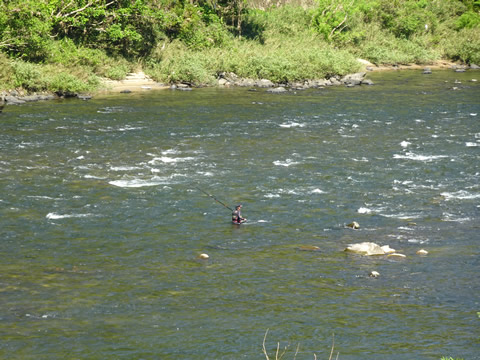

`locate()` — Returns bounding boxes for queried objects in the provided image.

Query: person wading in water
[232,204,246,224]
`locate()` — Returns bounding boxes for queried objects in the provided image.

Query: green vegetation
[0,0,479,93]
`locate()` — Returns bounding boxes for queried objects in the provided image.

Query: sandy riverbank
[99,71,169,93]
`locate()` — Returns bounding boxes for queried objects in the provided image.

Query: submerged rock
[267,87,287,93]
[387,253,406,258]
[197,253,209,259]
[298,245,321,252]
[416,249,428,255]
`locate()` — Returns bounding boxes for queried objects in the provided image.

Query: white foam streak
[110,166,142,171]
[393,152,448,161]
[109,177,169,188]
[273,159,300,167]
[149,156,195,165]
[441,191,480,200]
[279,122,305,128]
[47,213,95,220]
[357,207,372,214]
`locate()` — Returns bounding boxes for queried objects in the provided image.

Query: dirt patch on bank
[100,71,168,93]
[357,59,462,72]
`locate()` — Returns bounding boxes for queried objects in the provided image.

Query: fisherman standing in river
[232,204,246,224]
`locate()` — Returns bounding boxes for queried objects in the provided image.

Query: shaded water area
[1,71,479,359]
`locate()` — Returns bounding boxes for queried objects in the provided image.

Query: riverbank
[100,59,470,93]
[0,59,476,111]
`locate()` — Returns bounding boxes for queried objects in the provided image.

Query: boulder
[423,67,432,74]
[361,79,374,85]
[416,249,428,255]
[346,221,360,229]
[345,242,385,255]
[470,64,479,69]
[381,245,396,254]
[341,72,366,86]
[256,79,274,88]
[4,96,25,104]
[345,242,397,256]
[267,86,287,93]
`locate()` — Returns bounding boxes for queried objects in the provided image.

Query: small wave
[273,159,300,167]
[400,141,411,148]
[441,190,480,200]
[161,149,180,155]
[118,125,144,131]
[407,239,428,244]
[27,195,60,200]
[109,177,169,188]
[466,142,478,147]
[110,166,142,171]
[148,156,195,165]
[393,152,448,161]
[380,213,421,220]
[97,106,125,114]
[46,213,95,220]
[442,213,471,223]
[311,188,324,194]
[84,175,106,179]
[264,193,281,198]
[357,207,372,214]
[279,122,305,128]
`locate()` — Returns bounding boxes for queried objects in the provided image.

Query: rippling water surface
[1,71,479,359]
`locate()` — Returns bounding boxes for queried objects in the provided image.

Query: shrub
[0,53,14,89]
[441,27,480,63]
[456,10,480,29]
[11,60,46,91]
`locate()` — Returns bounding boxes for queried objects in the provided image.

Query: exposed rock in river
[345,242,397,256]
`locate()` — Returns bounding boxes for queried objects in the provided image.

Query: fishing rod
[195,186,233,212]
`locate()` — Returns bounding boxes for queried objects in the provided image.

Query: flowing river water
[1,70,479,359]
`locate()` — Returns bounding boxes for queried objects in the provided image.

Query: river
[0,70,479,359]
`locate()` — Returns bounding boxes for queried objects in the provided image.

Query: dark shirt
[232,209,242,222]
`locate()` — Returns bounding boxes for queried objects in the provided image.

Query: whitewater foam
[46,213,95,220]
[273,159,300,167]
[393,152,448,161]
[441,190,480,200]
[279,122,305,128]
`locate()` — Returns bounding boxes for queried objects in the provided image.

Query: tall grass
[146,6,361,85]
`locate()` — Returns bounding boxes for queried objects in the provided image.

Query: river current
[1,71,479,359]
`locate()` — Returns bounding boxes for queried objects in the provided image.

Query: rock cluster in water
[216,71,373,91]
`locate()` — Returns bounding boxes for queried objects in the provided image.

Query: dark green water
[1,71,479,359]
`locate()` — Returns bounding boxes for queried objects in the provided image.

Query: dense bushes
[0,0,479,92]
